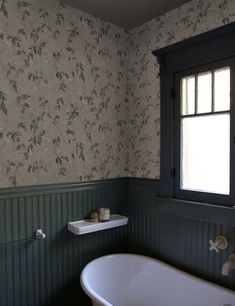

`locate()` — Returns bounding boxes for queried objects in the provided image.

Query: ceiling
[63,0,192,30]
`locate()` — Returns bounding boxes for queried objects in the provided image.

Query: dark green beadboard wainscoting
[0,179,128,306]
[1,178,235,306]
[126,178,235,291]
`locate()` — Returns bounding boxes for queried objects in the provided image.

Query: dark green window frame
[153,22,235,206]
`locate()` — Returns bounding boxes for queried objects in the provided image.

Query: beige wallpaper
[0,0,235,187]
[0,0,129,187]
[128,0,235,179]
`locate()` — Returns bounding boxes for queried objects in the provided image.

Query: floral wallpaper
[0,0,129,187]
[0,0,235,187]
[127,0,235,179]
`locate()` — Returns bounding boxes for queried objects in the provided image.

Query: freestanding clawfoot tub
[80,253,235,306]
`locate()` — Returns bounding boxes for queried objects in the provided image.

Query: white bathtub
[80,253,235,306]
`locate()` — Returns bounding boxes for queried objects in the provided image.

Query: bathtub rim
[80,253,235,306]
[80,255,114,306]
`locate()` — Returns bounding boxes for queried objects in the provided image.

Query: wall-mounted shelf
[68,214,128,235]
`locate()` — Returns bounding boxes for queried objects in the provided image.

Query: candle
[99,208,110,222]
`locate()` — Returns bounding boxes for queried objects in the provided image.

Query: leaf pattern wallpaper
[127,0,235,179]
[0,0,129,187]
[0,0,235,187]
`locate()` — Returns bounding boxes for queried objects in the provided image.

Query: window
[178,66,230,195]
[153,22,235,206]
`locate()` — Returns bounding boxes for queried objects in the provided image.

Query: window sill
[156,197,235,226]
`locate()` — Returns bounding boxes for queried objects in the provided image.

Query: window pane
[214,67,230,111]
[197,72,212,113]
[181,114,230,194]
[181,76,195,115]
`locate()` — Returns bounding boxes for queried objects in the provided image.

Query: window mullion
[195,75,198,114]
[229,60,235,200]
[181,110,229,119]
[212,71,215,112]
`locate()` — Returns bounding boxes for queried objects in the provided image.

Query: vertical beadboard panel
[1,177,235,306]
[0,179,128,306]
[127,179,235,291]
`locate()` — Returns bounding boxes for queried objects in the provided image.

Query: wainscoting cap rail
[0,178,127,199]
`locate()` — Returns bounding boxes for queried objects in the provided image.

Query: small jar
[99,208,110,222]
[90,212,99,222]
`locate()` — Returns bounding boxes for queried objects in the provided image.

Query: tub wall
[125,0,235,292]
[126,179,235,290]
[1,178,235,306]
[0,179,128,306]
[1,0,235,305]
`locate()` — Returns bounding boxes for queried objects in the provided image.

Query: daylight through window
[180,67,230,195]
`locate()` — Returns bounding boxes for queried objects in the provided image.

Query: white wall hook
[35,229,46,239]
[209,235,228,252]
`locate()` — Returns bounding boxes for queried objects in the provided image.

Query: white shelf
[68,214,128,235]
